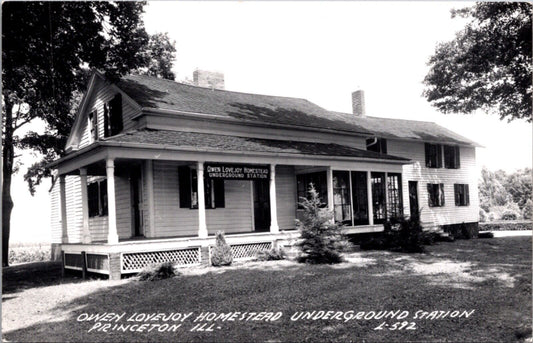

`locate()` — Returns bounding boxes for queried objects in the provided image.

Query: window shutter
[381,139,387,154]
[178,166,191,208]
[103,104,110,137]
[100,180,108,216]
[92,110,98,140]
[425,143,430,167]
[437,145,443,168]
[109,93,123,135]
[439,183,445,206]
[88,183,99,217]
[214,179,225,208]
[427,183,433,207]
[465,184,470,206]
[454,184,459,206]
[455,146,460,168]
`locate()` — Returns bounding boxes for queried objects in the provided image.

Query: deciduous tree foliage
[1,1,176,266]
[423,3,532,122]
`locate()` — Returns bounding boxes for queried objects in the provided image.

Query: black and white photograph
[1,1,532,342]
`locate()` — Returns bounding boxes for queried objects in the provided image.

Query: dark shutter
[100,180,108,216]
[454,184,459,206]
[439,183,445,206]
[427,184,433,207]
[425,143,431,167]
[455,146,460,168]
[214,179,225,208]
[103,104,110,137]
[92,110,98,140]
[465,184,470,205]
[437,145,443,168]
[178,166,191,208]
[109,93,123,135]
[88,183,99,217]
[381,139,387,154]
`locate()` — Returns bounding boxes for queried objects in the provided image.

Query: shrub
[361,215,427,253]
[137,262,178,281]
[501,210,519,220]
[522,199,533,220]
[479,208,488,222]
[211,231,233,266]
[256,246,287,261]
[296,185,350,264]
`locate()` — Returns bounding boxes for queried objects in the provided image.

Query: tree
[423,2,532,122]
[137,32,177,80]
[1,1,176,266]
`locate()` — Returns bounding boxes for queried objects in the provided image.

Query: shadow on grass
[2,237,531,343]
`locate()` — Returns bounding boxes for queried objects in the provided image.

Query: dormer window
[366,138,387,154]
[103,93,123,137]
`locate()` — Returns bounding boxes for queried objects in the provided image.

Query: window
[366,138,387,154]
[427,183,445,207]
[88,110,98,142]
[387,173,403,218]
[178,166,225,209]
[454,184,470,206]
[333,171,351,225]
[444,145,460,169]
[88,179,108,217]
[103,94,123,137]
[351,171,369,225]
[425,143,442,168]
[297,171,328,208]
[371,172,387,223]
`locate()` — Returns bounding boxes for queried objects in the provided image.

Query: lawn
[2,236,531,342]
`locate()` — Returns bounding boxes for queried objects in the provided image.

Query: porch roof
[103,129,411,162]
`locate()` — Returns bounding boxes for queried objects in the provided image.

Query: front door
[253,180,270,232]
[408,181,419,218]
[130,166,143,237]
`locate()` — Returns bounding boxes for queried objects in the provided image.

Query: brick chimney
[193,69,225,90]
[352,90,366,117]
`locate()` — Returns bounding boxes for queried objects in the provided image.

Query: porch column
[269,164,279,234]
[59,175,68,243]
[106,159,119,244]
[327,167,334,212]
[79,168,91,243]
[384,172,389,220]
[145,160,156,238]
[367,171,374,225]
[197,161,208,238]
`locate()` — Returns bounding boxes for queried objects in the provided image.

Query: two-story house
[49,70,480,279]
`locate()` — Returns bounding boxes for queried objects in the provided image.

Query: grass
[2,237,531,342]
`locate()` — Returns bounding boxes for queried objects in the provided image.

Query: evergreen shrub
[211,231,233,267]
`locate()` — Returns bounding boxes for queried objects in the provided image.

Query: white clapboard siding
[65,175,83,243]
[387,139,479,227]
[78,77,141,149]
[276,165,297,230]
[49,180,62,244]
[205,180,252,235]
[153,161,198,237]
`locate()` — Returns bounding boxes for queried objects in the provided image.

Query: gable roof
[116,74,479,147]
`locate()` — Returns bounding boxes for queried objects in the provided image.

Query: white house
[49,70,480,279]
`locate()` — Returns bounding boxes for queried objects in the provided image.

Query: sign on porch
[205,163,269,180]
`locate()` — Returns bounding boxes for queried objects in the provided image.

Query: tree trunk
[2,100,14,267]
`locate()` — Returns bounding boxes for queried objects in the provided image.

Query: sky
[9,1,532,243]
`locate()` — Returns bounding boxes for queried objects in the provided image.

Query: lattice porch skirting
[121,247,202,273]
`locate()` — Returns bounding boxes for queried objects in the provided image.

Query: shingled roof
[117,74,479,147]
[105,129,410,162]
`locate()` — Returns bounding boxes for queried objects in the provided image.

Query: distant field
[8,242,51,265]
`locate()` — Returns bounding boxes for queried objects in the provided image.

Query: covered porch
[51,130,410,278]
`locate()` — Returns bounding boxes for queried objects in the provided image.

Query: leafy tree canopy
[423,2,532,122]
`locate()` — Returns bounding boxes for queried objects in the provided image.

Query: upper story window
[103,93,123,137]
[297,171,327,208]
[178,166,225,209]
[454,184,470,206]
[443,145,460,169]
[88,179,108,217]
[425,143,443,168]
[427,183,445,207]
[366,138,387,154]
[87,110,98,142]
